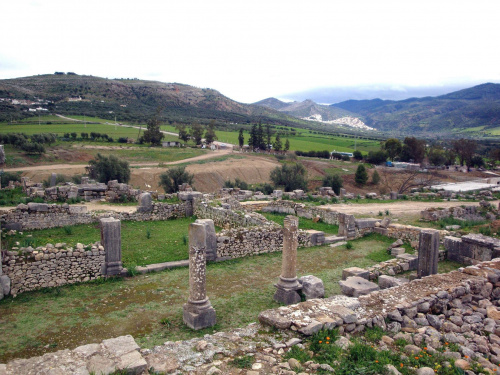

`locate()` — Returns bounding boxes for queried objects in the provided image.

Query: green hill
[332,83,500,136]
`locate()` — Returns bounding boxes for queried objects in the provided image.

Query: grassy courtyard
[0,233,460,363]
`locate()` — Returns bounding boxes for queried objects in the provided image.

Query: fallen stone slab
[324,235,346,244]
[298,275,324,299]
[339,276,380,297]
[396,254,418,270]
[378,275,408,290]
[391,247,405,256]
[135,260,190,274]
[342,267,369,281]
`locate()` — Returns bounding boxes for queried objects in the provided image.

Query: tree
[205,121,217,145]
[176,124,190,143]
[256,122,265,150]
[159,166,194,193]
[238,128,245,148]
[366,150,387,165]
[143,111,165,146]
[273,133,282,152]
[284,138,290,152]
[371,170,380,185]
[323,174,343,195]
[444,148,457,166]
[383,138,402,161]
[400,137,426,163]
[265,124,272,151]
[452,138,477,167]
[190,123,204,145]
[490,148,500,164]
[427,145,446,166]
[270,163,308,192]
[353,150,363,160]
[248,124,257,149]
[471,155,484,168]
[86,153,130,183]
[355,164,368,186]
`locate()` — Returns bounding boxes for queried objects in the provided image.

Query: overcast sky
[1,0,500,104]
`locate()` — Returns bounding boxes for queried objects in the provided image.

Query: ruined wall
[445,233,500,265]
[261,200,340,225]
[2,243,104,296]
[194,200,272,228]
[216,227,314,259]
[1,202,187,231]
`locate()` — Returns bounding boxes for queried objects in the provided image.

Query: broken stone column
[195,219,217,261]
[137,192,153,213]
[338,213,356,239]
[0,144,5,165]
[417,229,440,278]
[49,173,57,187]
[274,215,301,305]
[100,217,123,276]
[390,191,398,200]
[183,222,216,330]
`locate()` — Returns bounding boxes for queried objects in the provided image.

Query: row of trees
[242,123,290,152]
[176,122,217,146]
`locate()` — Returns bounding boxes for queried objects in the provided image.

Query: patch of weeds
[479,225,492,236]
[63,225,73,235]
[183,235,187,245]
[378,211,383,216]
[283,345,311,363]
[127,264,139,277]
[385,209,390,215]
[365,247,392,262]
[345,241,353,250]
[21,236,36,248]
[364,326,384,342]
[230,355,255,369]
[146,227,151,239]
[394,338,408,349]
[160,318,172,328]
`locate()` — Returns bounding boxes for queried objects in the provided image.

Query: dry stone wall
[1,202,187,231]
[194,200,272,228]
[445,233,500,265]
[2,242,104,296]
[261,200,340,225]
[216,226,314,259]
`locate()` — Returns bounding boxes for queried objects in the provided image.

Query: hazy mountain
[331,83,500,133]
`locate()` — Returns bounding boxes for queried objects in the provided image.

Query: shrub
[371,170,380,185]
[21,142,45,154]
[270,163,308,192]
[224,178,248,190]
[0,171,22,187]
[353,150,363,160]
[118,137,128,143]
[86,153,131,183]
[159,166,194,193]
[354,164,368,186]
[323,174,343,195]
[366,150,387,165]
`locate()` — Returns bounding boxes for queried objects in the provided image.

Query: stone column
[274,215,301,305]
[0,144,5,165]
[100,217,123,276]
[417,229,439,278]
[195,219,217,261]
[183,222,216,330]
[137,192,153,213]
[50,173,57,187]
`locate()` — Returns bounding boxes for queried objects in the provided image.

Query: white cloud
[1,0,499,103]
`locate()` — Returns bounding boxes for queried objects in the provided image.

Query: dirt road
[321,199,499,222]
[2,149,233,173]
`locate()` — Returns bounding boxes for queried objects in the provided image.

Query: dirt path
[2,149,233,172]
[321,199,499,222]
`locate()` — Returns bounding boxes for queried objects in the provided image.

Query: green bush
[86,153,131,183]
[323,174,343,195]
[270,163,308,192]
[355,165,368,186]
[159,166,194,193]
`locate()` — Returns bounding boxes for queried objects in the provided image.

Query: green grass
[0,234,407,362]
[6,217,199,267]
[260,212,339,235]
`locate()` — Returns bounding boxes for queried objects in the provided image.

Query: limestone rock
[339,276,380,297]
[299,275,324,300]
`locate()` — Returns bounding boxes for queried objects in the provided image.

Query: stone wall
[1,201,187,231]
[445,233,500,265]
[194,200,272,229]
[2,242,105,296]
[215,227,315,259]
[261,200,340,225]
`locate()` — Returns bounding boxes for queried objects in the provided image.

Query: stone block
[378,275,407,289]
[195,219,217,261]
[391,247,405,256]
[355,218,379,229]
[27,202,49,212]
[380,217,391,228]
[137,193,153,213]
[305,230,325,246]
[444,236,462,263]
[299,320,324,335]
[391,239,404,248]
[418,229,439,278]
[390,191,398,200]
[4,222,22,231]
[102,335,140,357]
[342,267,369,280]
[397,254,418,270]
[183,303,217,330]
[117,350,148,374]
[68,205,88,214]
[50,173,57,187]
[339,276,380,297]
[329,305,357,323]
[299,275,324,299]
[100,217,122,276]
[0,276,11,296]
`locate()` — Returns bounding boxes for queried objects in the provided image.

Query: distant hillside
[255,98,355,121]
[331,83,500,134]
[0,74,305,128]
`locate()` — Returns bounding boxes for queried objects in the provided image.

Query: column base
[183,299,216,330]
[104,261,123,276]
[274,277,302,305]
